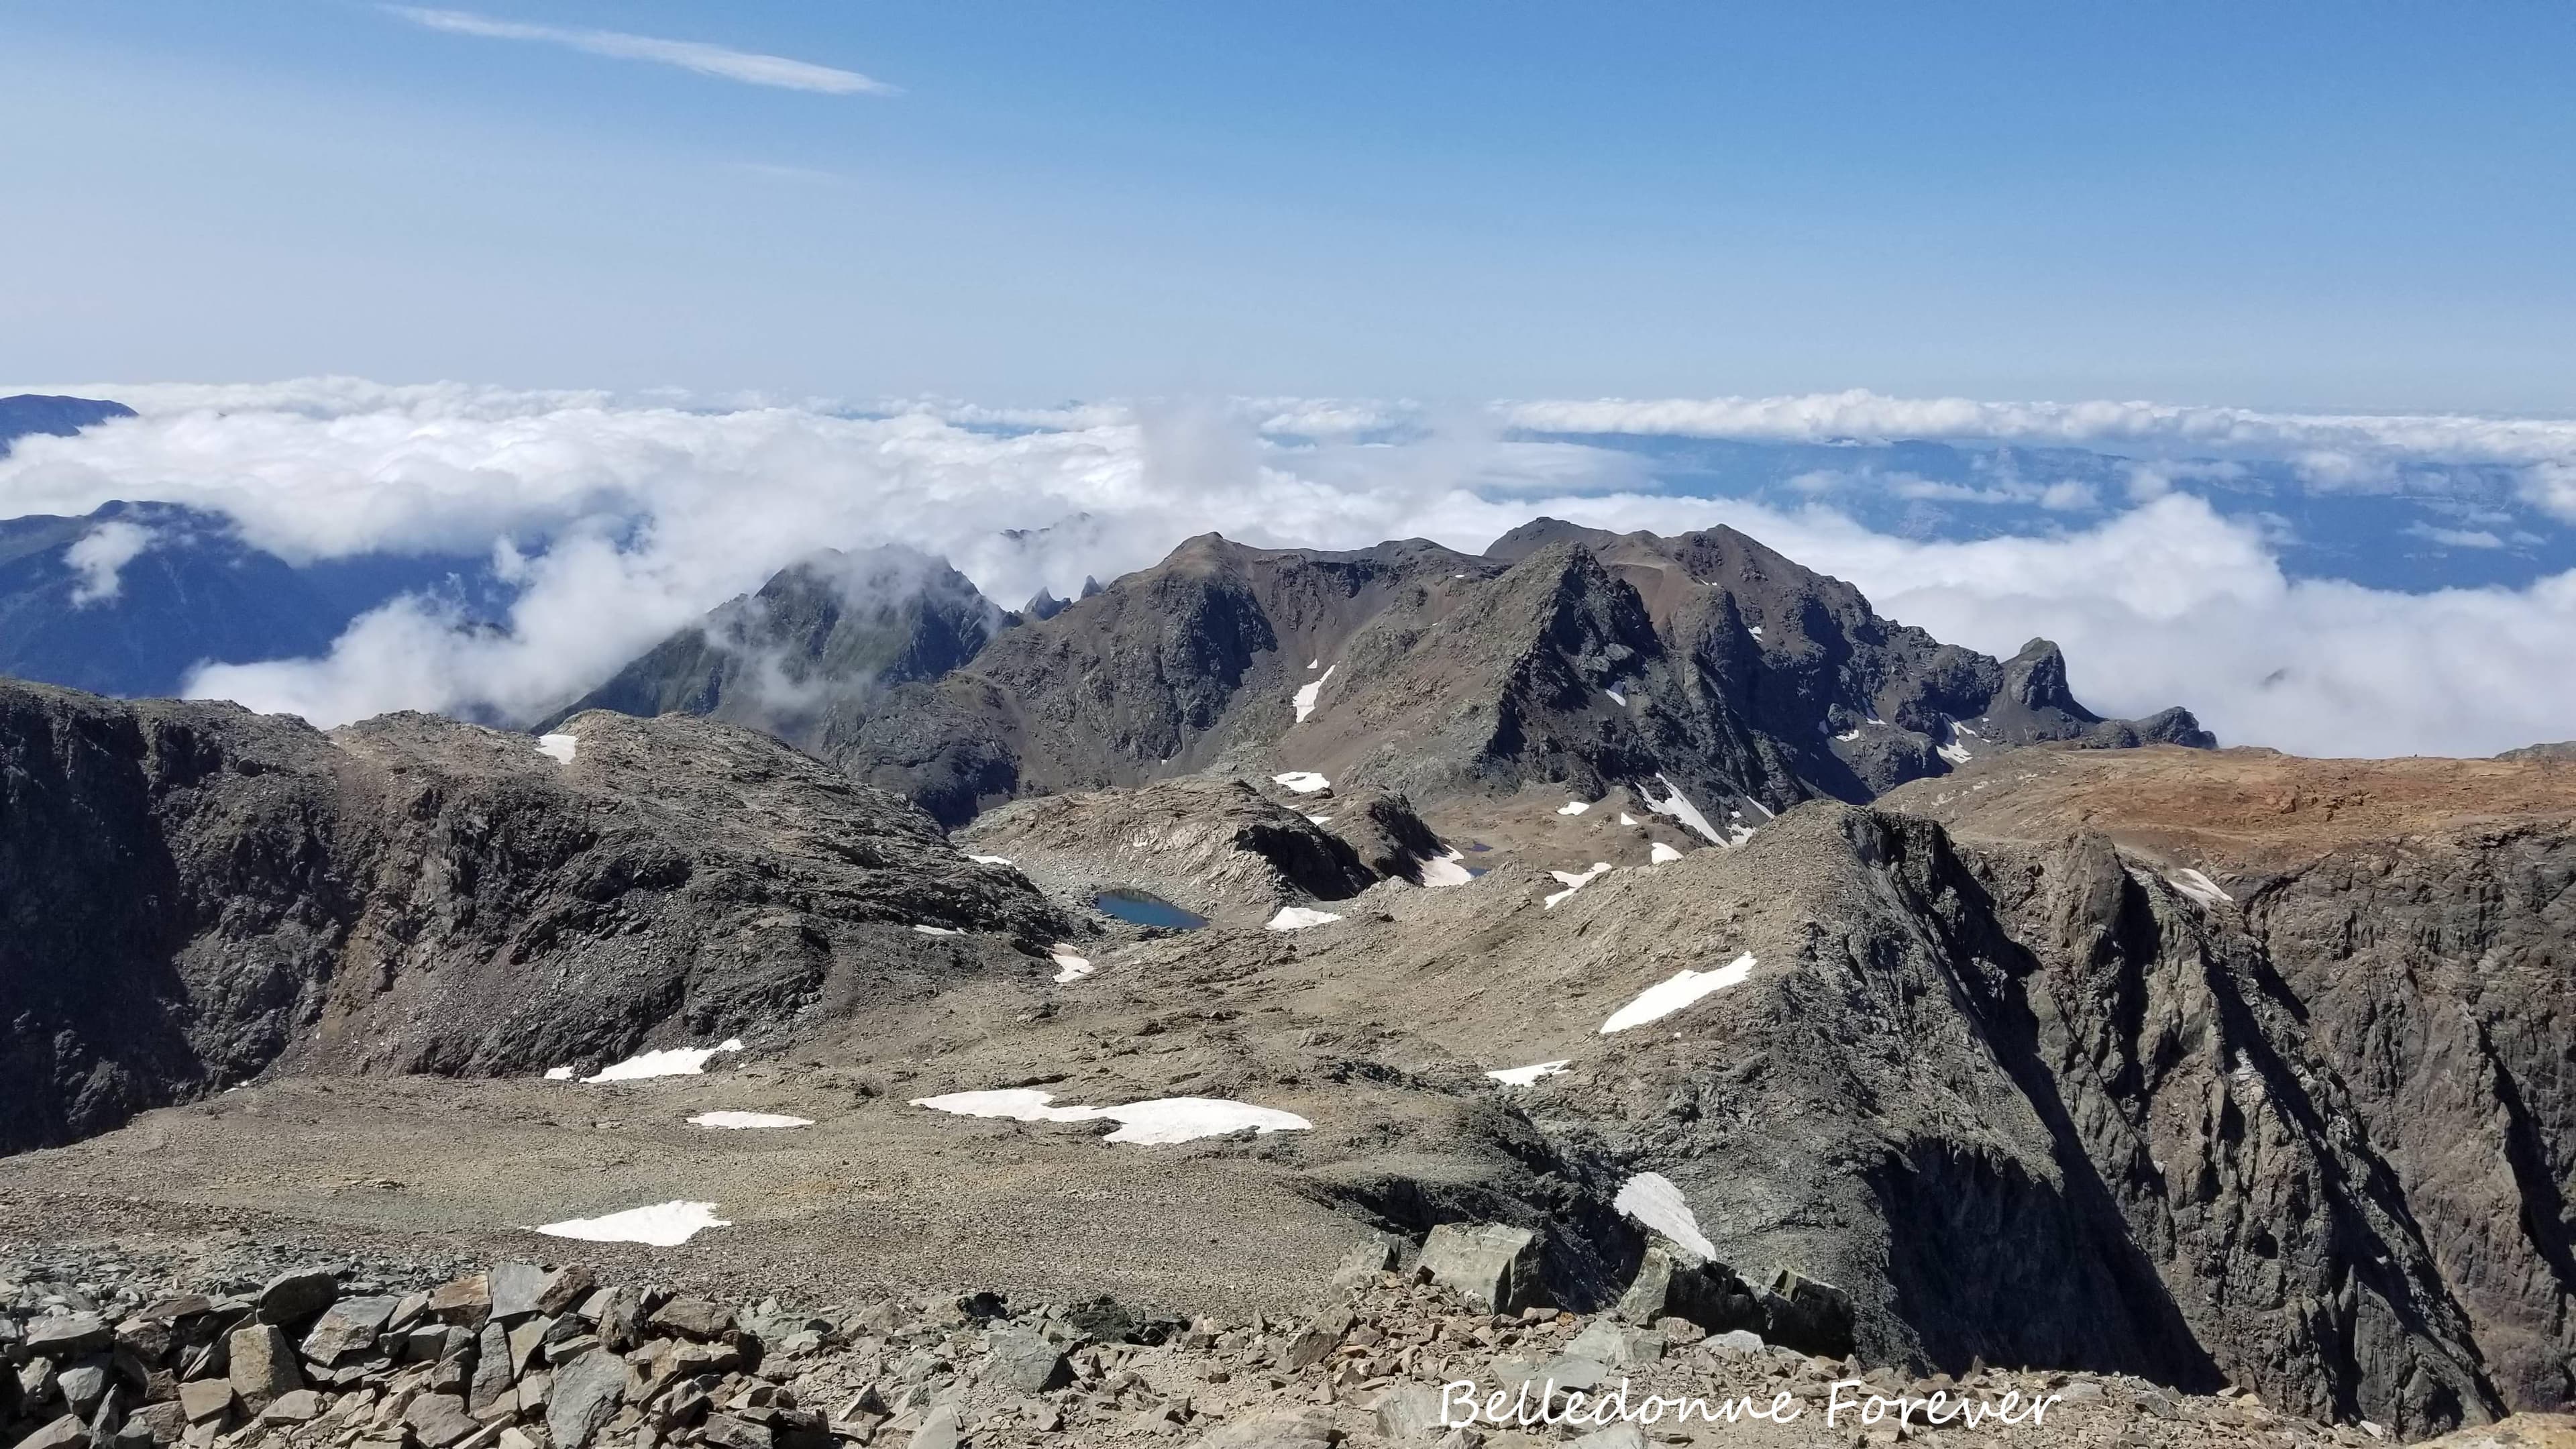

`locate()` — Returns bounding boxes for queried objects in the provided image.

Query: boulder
[223,1326,301,1412]
[980,1330,1069,1394]
[130,1401,186,1445]
[425,1275,490,1328]
[300,1297,400,1364]
[24,1316,112,1360]
[1416,1224,1539,1312]
[1371,1383,1446,1442]
[1281,1323,1340,1373]
[649,1299,735,1342]
[57,1361,109,1416]
[1757,1267,1854,1359]
[136,1297,210,1327]
[699,1414,774,1449]
[534,1267,596,1318]
[16,1414,87,1449]
[1330,1239,1399,1292]
[485,1265,551,1322]
[545,1347,628,1449]
[256,1389,323,1425]
[577,1286,645,1352]
[176,1381,233,1427]
[402,1393,478,1449]
[256,1271,338,1328]
[1563,1320,1663,1367]
[1615,1244,1764,1334]
[468,1322,515,1413]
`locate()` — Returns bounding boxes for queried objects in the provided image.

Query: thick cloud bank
[3,378,2573,758]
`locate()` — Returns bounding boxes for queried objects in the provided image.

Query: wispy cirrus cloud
[384,7,896,96]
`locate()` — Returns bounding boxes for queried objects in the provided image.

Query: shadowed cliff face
[2243,830,2576,1413]
[0,679,1067,1155]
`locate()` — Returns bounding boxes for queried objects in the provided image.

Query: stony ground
[18,1230,2557,1449]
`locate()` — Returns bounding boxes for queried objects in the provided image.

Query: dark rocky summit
[543,546,996,740]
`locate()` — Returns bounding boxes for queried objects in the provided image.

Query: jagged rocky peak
[1480,517,2213,782]
[547,543,997,736]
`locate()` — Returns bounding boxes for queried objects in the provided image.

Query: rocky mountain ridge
[599,520,2206,828]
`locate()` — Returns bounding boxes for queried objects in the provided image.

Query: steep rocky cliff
[0,680,1065,1153]
[1890,746,2576,1421]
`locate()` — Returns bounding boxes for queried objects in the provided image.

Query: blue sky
[5,2,2573,409]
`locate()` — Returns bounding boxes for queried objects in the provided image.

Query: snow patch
[1556,800,1592,816]
[1835,729,1861,742]
[1487,1060,1572,1087]
[1644,773,1725,845]
[1603,688,1625,706]
[1748,625,1764,639]
[1093,1098,1312,1144]
[1544,861,1611,909]
[1272,771,1332,794]
[689,1112,812,1130]
[1292,665,1336,724]
[535,733,578,764]
[1617,812,1638,826]
[911,924,962,936]
[1613,1172,1718,1260]
[543,1066,574,1081]
[1303,813,1334,825]
[1266,906,1342,930]
[1417,848,1475,888]
[966,854,1014,866]
[1050,946,1095,982]
[533,1201,730,1246]
[1936,742,1972,765]
[1650,842,1683,865]
[912,1089,1310,1144]
[1600,954,1756,1033]
[582,1038,744,1083]
[2169,868,2235,907]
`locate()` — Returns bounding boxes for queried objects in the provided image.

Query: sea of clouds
[3,376,2574,758]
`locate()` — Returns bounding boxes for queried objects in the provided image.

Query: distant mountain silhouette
[0,393,136,453]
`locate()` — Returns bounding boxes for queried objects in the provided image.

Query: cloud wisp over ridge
[7,378,2576,759]
[384,7,897,96]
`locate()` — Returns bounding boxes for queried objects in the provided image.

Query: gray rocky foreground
[6,1235,2551,1449]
